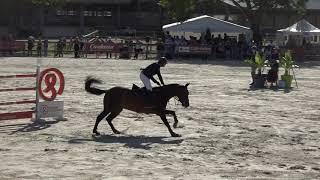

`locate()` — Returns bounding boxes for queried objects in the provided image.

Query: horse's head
[176,83,190,107]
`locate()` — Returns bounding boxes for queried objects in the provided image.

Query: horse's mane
[153,84,181,90]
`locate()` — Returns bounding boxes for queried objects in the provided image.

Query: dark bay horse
[85,77,190,137]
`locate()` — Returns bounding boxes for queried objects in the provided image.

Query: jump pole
[35,58,41,122]
[0,65,38,121]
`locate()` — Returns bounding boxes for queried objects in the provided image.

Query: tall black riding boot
[144,90,154,107]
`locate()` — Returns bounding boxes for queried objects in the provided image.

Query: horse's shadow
[69,134,184,150]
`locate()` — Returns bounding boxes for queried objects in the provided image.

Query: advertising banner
[37,101,64,119]
[0,41,25,51]
[85,41,119,53]
[177,46,211,55]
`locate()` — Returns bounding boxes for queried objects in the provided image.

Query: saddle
[132,84,160,94]
[132,84,146,95]
[132,84,158,107]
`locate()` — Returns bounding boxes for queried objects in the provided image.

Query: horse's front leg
[164,110,178,128]
[159,113,181,137]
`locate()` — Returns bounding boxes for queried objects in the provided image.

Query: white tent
[277,19,320,33]
[162,15,252,40]
[277,19,320,46]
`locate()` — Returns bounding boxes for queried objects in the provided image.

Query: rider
[140,57,167,99]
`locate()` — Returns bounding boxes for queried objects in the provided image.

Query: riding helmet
[159,57,167,64]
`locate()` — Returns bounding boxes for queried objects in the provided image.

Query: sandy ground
[0,57,319,179]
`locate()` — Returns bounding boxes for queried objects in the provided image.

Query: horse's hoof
[173,123,178,128]
[93,131,101,136]
[171,133,181,137]
[114,130,121,134]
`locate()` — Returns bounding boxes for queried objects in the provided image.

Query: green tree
[160,0,308,42]
[226,0,308,42]
[159,0,197,22]
[31,0,65,6]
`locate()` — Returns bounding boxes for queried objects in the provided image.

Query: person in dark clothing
[74,39,80,58]
[156,40,165,59]
[79,39,85,58]
[55,40,63,57]
[27,37,34,56]
[36,39,42,57]
[133,40,142,59]
[43,39,48,57]
[140,57,167,92]
[267,60,279,87]
[139,57,167,105]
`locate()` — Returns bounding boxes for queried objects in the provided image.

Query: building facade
[2,0,320,39]
[1,0,162,38]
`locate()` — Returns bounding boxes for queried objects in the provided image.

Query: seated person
[267,60,279,87]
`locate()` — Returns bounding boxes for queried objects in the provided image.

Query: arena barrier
[0,65,64,121]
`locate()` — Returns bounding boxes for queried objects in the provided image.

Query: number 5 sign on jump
[38,68,65,101]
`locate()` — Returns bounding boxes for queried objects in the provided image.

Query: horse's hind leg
[106,110,122,134]
[93,110,109,135]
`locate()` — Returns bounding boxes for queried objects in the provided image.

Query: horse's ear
[185,83,190,87]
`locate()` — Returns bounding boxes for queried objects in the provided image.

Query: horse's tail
[85,76,106,95]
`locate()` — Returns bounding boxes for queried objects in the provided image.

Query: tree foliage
[159,0,197,22]
[2,0,64,8]
[1,0,65,16]
[226,0,308,41]
[31,0,65,6]
[160,0,308,42]
[228,0,308,22]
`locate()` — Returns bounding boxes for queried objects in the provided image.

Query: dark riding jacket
[142,62,164,85]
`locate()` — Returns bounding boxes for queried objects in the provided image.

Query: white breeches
[140,72,152,91]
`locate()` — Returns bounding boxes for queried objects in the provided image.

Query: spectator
[43,38,48,57]
[164,35,175,59]
[225,39,231,59]
[133,40,142,59]
[156,39,165,59]
[74,38,80,58]
[55,39,63,57]
[62,37,67,52]
[267,59,279,87]
[180,36,188,46]
[204,28,212,44]
[271,47,279,60]
[224,33,228,40]
[27,36,34,56]
[105,37,113,59]
[36,38,42,57]
[79,38,85,58]
[68,37,74,51]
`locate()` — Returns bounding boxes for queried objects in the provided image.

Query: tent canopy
[162,15,252,34]
[277,19,320,33]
